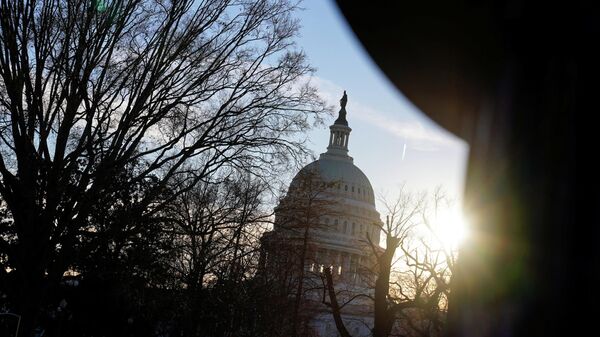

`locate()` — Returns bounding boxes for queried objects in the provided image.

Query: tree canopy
[0,0,327,335]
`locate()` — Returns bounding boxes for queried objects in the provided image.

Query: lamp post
[0,312,21,337]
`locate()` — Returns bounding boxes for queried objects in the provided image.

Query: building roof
[291,156,375,205]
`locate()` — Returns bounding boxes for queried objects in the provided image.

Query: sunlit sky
[295,0,469,207]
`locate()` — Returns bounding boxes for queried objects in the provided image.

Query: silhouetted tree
[161,173,270,336]
[0,0,327,334]
[260,168,341,337]
[323,186,457,337]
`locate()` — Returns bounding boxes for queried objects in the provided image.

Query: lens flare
[431,208,469,249]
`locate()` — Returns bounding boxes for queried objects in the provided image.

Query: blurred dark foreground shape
[335,1,589,336]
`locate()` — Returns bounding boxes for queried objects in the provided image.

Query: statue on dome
[336,90,348,124]
[340,90,347,109]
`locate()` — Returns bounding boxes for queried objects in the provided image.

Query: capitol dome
[260,90,381,337]
[277,89,382,250]
[290,156,376,206]
[287,90,377,216]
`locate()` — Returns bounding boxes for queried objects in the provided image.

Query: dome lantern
[325,91,353,159]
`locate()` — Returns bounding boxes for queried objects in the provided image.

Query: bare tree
[323,186,458,337]
[165,176,267,291]
[160,173,270,336]
[390,187,457,337]
[260,167,341,337]
[0,0,327,333]
[369,187,426,337]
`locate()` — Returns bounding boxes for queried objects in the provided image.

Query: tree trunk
[373,234,399,337]
[323,268,352,337]
[15,226,48,337]
[5,188,50,336]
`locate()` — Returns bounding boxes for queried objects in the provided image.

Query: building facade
[260,92,383,337]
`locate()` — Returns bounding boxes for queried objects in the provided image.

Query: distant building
[260,92,383,337]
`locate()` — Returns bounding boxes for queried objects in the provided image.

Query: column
[343,253,350,279]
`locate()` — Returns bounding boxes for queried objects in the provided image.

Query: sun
[429,207,470,250]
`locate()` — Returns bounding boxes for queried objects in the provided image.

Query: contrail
[402,143,407,160]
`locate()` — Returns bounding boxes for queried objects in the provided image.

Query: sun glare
[430,208,470,250]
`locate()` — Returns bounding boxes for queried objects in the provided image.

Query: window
[360,224,364,234]
[345,185,348,191]
[358,187,361,193]
[352,223,356,235]
[352,186,354,192]
[343,221,348,233]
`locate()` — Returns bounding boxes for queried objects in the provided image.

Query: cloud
[309,76,464,151]
[308,76,346,104]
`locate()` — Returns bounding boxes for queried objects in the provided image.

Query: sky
[294,0,469,206]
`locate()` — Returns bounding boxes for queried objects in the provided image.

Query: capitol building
[260,91,383,337]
